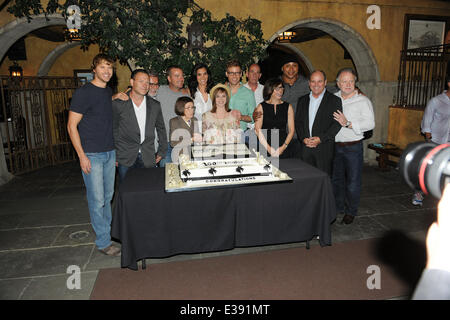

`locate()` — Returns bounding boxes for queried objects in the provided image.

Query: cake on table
[165,143,292,192]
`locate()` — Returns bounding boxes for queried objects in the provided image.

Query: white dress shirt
[334,91,375,142]
[132,96,147,146]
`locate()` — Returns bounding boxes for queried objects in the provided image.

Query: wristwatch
[345,121,351,128]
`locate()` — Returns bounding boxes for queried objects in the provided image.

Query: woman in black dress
[254,78,295,158]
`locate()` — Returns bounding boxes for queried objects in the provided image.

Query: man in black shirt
[67,54,126,257]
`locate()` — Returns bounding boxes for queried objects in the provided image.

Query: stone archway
[269,18,383,162]
[269,18,380,86]
[0,14,67,62]
[0,14,68,184]
[37,42,81,76]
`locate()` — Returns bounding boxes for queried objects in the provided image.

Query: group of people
[67,53,376,257]
[66,52,450,299]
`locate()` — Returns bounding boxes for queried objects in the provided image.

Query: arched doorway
[0,14,67,62]
[267,18,380,87]
[262,18,381,162]
[37,42,81,76]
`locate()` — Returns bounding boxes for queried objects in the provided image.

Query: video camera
[399,142,450,199]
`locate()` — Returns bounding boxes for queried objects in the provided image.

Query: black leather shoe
[341,214,354,225]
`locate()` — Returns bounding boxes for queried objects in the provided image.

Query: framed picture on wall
[73,69,93,85]
[403,14,449,50]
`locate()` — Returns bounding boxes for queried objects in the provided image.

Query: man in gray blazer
[112,69,167,182]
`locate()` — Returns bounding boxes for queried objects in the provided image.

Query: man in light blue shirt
[308,89,326,137]
[412,77,450,206]
[421,78,450,144]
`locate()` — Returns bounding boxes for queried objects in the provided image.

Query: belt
[335,140,362,147]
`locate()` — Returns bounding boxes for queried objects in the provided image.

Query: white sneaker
[412,192,424,206]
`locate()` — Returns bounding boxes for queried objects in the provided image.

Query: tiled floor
[0,161,438,299]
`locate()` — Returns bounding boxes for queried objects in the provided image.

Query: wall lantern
[9,62,23,78]
[277,31,297,43]
[187,22,204,50]
[64,28,81,41]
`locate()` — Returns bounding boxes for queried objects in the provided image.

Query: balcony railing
[395,43,449,109]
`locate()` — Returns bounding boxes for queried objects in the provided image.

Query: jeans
[81,150,116,250]
[118,153,145,182]
[158,143,172,168]
[331,142,363,217]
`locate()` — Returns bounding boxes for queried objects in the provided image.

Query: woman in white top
[188,64,214,132]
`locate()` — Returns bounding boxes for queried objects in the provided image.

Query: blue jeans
[158,143,172,168]
[81,150,116,250]
[331,142,363,217]
[118,153,145,183]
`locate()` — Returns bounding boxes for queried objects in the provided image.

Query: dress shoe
[341,214,354,225]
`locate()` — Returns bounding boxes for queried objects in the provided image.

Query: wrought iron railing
[0,76,82,174]
[395,43,449,109]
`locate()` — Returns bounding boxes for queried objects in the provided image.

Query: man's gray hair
[336,68,358,82]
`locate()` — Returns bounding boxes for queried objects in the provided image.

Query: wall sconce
[64,28,81,41]
[277,31,297,43]
[9,62,23,78]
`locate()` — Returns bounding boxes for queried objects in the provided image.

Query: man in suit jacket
[295,70,342,175]
[112,69,167,182]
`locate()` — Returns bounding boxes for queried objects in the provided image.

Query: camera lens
[399,142,450,199]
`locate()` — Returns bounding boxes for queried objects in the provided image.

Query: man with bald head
[157,65,188,166]
[295,70,342,175]
[245,63,264,105]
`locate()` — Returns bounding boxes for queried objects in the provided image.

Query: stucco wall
[196,0,450,82]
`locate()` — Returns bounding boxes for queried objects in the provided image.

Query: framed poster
[404,14,449,50]
[73,69,93,85]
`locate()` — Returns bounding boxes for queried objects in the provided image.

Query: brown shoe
[341,214,355,225]
[99,245,121,257]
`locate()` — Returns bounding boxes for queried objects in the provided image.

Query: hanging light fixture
[9,61,23,78]
[277,31,297,43]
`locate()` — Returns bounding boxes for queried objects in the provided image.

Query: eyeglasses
[274,86,284,91]
[185,106,196,110]
[227,72,242,76]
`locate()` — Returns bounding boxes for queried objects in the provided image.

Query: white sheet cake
[165,144,291,192]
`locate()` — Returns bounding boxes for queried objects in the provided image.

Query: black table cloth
[112,159,337,270]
